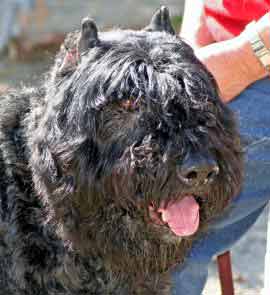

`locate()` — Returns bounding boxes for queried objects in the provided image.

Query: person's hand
[195,37,251,102]
[194,13,270,102]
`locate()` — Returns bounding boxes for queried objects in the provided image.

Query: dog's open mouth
[149,196,200,237]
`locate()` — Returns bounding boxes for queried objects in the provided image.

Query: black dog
[0,7,242,295]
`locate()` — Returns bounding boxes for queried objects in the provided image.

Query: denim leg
[171,78,270,294]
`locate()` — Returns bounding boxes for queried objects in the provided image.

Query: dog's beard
[49,159,238,278]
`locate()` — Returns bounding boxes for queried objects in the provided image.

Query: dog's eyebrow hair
[118,97,140,110]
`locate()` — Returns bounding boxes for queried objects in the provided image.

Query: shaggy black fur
[0,7,243,295]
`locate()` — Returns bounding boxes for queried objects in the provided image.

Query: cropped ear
[78,17,100,55]
[144,6,175,35]
[57,17,100,76]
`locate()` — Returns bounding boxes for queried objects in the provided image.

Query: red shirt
[204,0,270,41]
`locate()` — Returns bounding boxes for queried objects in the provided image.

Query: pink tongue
[158,196,200,237]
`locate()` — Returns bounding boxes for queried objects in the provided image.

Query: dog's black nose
[177,153,219,186]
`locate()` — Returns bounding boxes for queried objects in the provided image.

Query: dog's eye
[119,97,139,111]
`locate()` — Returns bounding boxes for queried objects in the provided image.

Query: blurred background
[0,1,267,294]
[0,0,182,88]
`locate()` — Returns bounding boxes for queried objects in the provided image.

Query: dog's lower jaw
[56,212,189,295]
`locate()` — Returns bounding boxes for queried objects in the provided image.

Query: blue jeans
[171,78,270,294]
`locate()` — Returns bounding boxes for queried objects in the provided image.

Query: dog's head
[28,7,242,273]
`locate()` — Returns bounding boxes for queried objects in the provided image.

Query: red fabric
[204,0,270,39]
